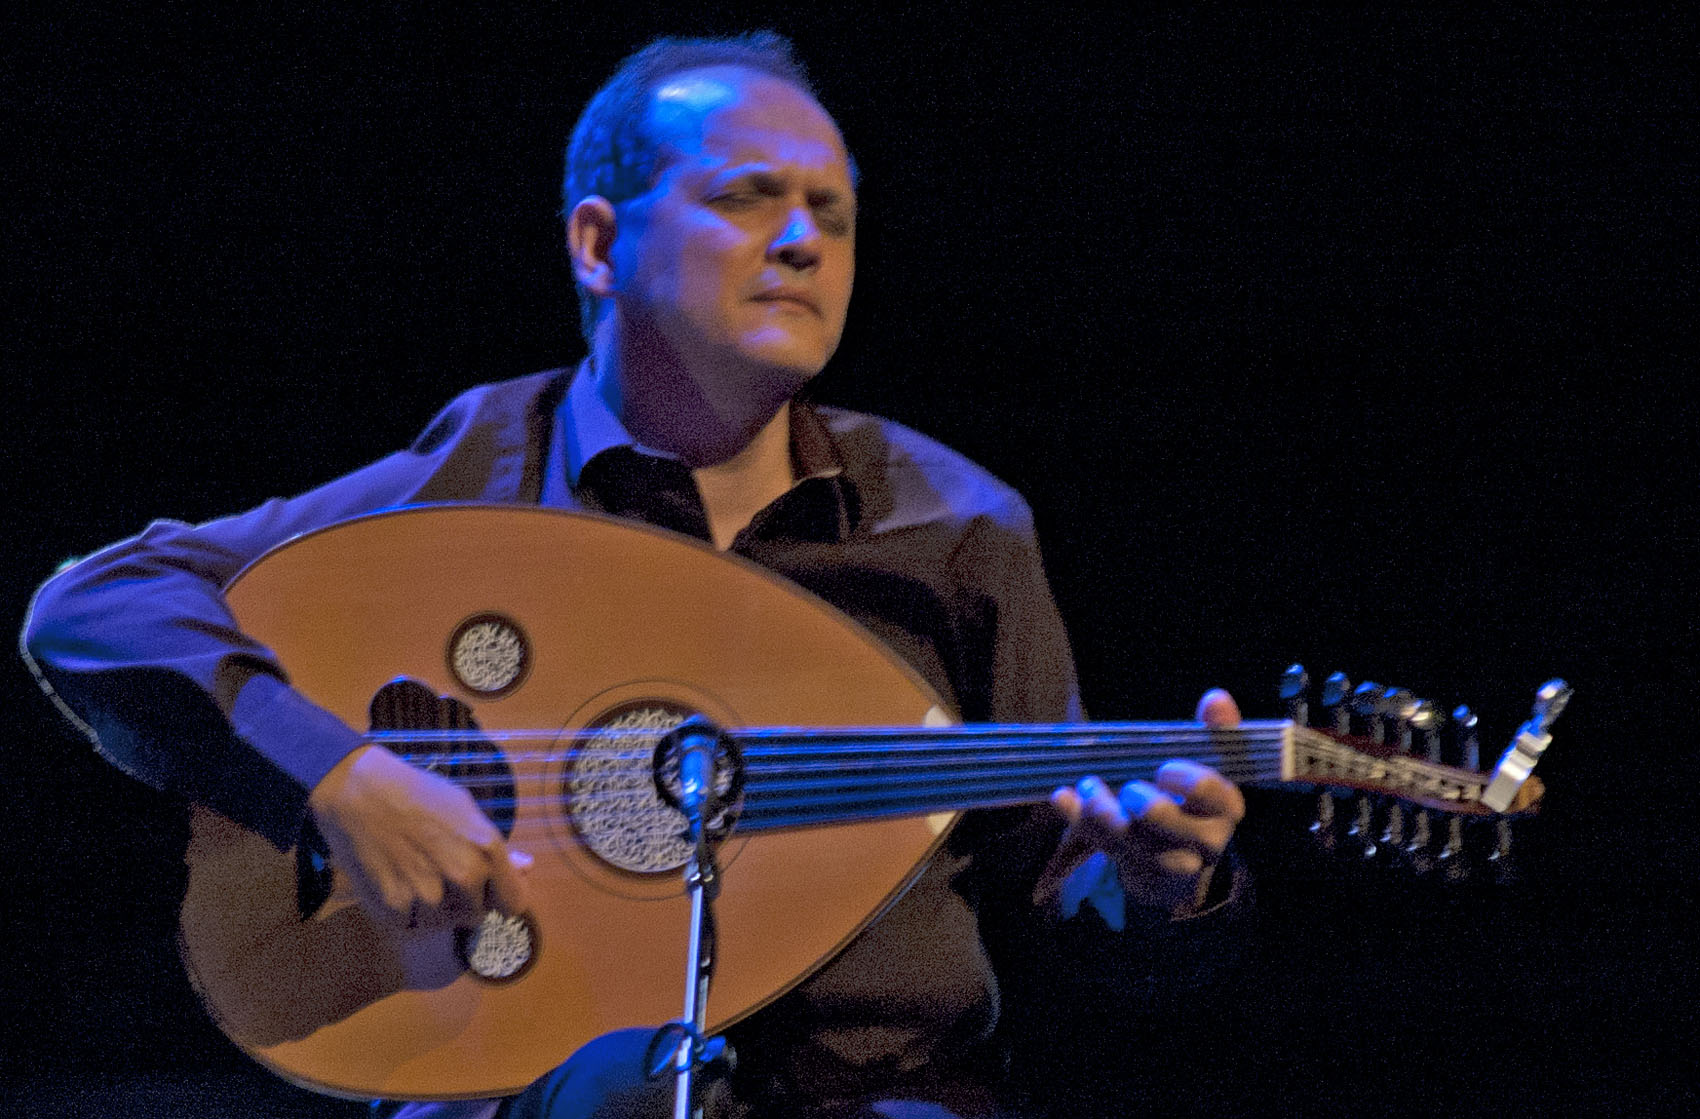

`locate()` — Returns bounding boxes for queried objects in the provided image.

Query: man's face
[608,67,856,405]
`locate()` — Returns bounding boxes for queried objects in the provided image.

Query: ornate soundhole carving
[458,910,537,983]
[448,614,529,696]
[566,704,737,874]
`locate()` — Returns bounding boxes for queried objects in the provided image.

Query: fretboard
[724,720,1294,831]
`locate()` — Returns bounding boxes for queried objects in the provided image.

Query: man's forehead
[652,67,749,118]
[647,66,847,173]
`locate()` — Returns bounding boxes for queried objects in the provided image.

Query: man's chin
[728,337,833,393]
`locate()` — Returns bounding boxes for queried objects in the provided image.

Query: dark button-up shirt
[22,365,1094,1106]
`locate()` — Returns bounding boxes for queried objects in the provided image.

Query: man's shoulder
[265,369,569,517]
[408,369,569,455]
[814,404,1036,538]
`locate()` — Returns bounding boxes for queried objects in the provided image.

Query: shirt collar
[558,359,649,487]
[555,359,849,490]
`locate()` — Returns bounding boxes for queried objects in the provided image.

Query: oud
[176,505,1561,1100]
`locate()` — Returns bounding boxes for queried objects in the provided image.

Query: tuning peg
[1411,699,1442,763]
[1393,693,1436,864]
[1438,814,1463,858]
[1437,814,1469,881]
[1404,805,1433,852]
[1488,818,1513,862]
[1346,795,1377,858]
[1383,687,1416,751]
[1280,664,1310,725]
[1308,791,1337,850]
[1379,801,1406,848]
[1530,679,1573,734]
[1489,819,1518,883]
[1352,682,1387,743]
[1322,672,1351,734]
[1402,808,1436,876]
[1452,705,1480,770]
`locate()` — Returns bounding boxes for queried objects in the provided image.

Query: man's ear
[567,197,618,297]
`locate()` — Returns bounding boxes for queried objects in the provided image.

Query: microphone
[676,725,718,825]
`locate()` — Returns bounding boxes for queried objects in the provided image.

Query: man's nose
[771,208,821,271]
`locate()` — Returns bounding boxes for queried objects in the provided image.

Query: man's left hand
[1033,689,1247,919]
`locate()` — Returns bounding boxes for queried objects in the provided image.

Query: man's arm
[22,446,532,927]
[23,500,376,847]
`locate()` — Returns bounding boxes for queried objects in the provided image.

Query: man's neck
[584,343,795,544]
[592,325,800,453]
[690,402,795,550]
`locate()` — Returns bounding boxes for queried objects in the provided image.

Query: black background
[4,4,1695,1116]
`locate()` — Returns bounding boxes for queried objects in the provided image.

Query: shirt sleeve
[20,453,434,849]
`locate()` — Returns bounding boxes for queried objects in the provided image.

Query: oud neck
[727,720,1294,833]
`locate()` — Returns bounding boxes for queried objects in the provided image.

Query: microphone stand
[652,721,735,1119]
[671,843,717,1119]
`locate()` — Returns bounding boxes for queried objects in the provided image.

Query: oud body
[182,506,954,1100]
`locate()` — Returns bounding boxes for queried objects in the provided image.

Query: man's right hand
[307,744,532,928]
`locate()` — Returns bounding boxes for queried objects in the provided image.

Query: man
[24,33,1245,1119]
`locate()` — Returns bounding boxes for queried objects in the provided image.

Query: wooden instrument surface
[182,505,956,1100]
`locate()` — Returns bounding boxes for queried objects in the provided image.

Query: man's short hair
[562,32,834,342]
